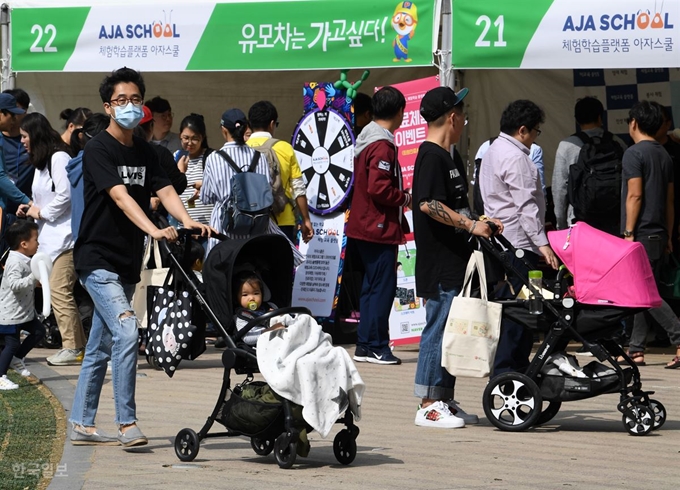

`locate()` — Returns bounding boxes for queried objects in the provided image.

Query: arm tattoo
[425,200,453,225]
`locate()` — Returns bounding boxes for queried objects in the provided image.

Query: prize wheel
[292,108,355,215]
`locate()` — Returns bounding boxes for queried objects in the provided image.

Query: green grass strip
[0,372,59,490]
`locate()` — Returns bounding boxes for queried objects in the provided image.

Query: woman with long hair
[60,107,92,147]
[18,112,86,366]
[174,113,214,227]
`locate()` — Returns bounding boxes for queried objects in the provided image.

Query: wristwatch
[623,229,633,237]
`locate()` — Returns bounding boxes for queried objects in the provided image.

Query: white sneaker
[415,401,465,428]
[10,357,31,377]
[446,400,479,425]
[0,374,19,390]
[47,348,84,366]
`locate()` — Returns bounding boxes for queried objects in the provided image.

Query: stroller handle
[175,228,228,241]
[233,306,313,342]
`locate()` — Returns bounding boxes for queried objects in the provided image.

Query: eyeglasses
[275,121,280,128]
[625,118,632,124]
[180,135,202,144]
[109,96,143,106]
[532,127,542,136]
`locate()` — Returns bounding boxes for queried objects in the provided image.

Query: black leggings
[0,319,45,376]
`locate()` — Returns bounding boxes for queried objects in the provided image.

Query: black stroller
[158,232,360,468]
[477,224,667,436]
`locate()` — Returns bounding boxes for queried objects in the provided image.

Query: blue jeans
[353,239,397,354]
[414,285,459,400]
[0,318,45,376]
[70,269,137,427]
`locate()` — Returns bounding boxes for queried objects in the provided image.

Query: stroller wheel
[622,406,654,436]
[483,372,543,432]
[333,429,357,465]
[251,437,274,456]
[535,400,562,426]
[647,399,667,430]
[175,428,200,461]
[40,320,62,349]
[274,434,297,469]
[146,354,163,371]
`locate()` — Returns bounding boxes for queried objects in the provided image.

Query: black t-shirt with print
[74,131,171,284]
[412,141,472,299]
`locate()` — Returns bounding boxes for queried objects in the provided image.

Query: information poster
[292,212,345,317]
[388,240,426,346]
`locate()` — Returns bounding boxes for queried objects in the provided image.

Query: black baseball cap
[220,108,247,131]
[0,93,26,114]
[420,87,468,122]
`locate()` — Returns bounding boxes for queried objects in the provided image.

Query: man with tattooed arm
[412,87,503,429]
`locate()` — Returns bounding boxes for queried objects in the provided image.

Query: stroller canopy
[548,223,662,308]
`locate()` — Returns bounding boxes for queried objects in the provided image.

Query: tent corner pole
[0,4,13,91]
[437,0,454,89]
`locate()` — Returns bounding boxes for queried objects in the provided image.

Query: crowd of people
[0,66,678,446]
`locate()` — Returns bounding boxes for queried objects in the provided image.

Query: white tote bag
[132,237,169,329]
[441,250,502,378]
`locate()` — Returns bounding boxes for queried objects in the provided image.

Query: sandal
[665,356,680,369]
[616,351,646,366]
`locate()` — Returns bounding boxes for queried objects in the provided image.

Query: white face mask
[113,103,144,130]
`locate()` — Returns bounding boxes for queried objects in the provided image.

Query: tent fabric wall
[17,66,438,151]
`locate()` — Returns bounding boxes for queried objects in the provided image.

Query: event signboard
[10,0,434,72]
[453,0,680,69]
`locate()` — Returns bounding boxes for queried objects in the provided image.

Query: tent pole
[438,0,454,89]
[0,4,12,91]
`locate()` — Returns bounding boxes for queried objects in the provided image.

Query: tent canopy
[548,222,662,308]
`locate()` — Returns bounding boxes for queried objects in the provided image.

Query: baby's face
[240,280,263,310]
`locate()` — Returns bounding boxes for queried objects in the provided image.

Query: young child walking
[0,220,45,390]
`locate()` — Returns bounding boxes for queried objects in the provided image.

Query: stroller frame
[157,232,360,468]
[477,232,666,435]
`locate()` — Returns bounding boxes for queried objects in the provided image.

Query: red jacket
[346,122,410,244]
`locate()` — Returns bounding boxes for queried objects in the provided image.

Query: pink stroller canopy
[548,223,662,308]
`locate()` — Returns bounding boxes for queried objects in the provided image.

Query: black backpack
[567,131,624,234]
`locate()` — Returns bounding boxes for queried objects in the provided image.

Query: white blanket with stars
[256,314,365,438]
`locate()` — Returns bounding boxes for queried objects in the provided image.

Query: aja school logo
[119,166,146,186]
[563,5,675,32]
[99,10,180,40]
[392,1,418,62]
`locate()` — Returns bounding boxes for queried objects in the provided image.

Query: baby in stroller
[232,268,276,346]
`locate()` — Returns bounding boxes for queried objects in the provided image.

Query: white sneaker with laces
[10,357,31,377]
[415,401,465,428]
[446,400,479,424]
[0,374,19,390]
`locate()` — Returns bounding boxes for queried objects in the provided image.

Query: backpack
[251,138,292,215]
[217,149,273,237]
[567,131,624,234]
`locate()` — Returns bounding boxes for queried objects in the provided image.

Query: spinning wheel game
[292,108,355,215]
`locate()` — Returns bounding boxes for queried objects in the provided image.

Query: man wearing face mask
[71,67,214,448]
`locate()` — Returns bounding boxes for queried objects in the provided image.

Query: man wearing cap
[0,93,31,248]
[412,86,501,428]
[479,100,559,376]
[145,96,182,153]
[346,86,410,366]
[247,100,313,245]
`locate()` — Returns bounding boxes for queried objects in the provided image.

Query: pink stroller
[478,222,667,436]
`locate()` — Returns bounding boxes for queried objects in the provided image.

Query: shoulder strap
[201,148,215,169]
[217,149,241,174]
[258,137,281,151]
[574,131,591,145]
[248,151,261,173]
[47,158,55,192]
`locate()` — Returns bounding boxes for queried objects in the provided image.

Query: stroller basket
[217,381,284,437]
[538,368,634,402]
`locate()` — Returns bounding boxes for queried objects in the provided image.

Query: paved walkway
[25,344,680,490]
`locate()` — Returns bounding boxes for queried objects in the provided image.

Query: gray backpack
[252,138,293,215]
[218,150,273,237]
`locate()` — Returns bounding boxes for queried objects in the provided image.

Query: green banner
[11,7,90,71]
[10,1,433,72]
[453,0,554,68]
